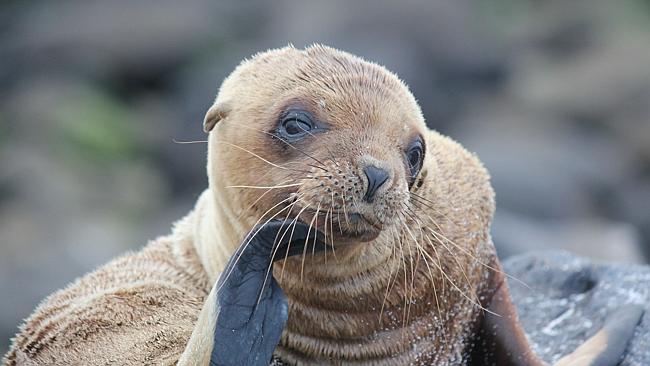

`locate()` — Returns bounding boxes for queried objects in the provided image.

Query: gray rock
[504,251,649,365]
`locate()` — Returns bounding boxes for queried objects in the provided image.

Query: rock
[504,251,649,365]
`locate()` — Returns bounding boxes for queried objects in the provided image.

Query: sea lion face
[207,45,427,246]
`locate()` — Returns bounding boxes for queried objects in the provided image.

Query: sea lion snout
[362,165,390,202]
[356,153,399,202]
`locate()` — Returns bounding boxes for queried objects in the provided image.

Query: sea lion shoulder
[4,230,209,366]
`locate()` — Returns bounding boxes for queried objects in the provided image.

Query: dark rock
[504,251,649,365]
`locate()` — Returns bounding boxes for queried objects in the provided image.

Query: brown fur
[4,45,624,365]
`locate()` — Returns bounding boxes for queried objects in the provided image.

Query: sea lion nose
[363,165,390,203]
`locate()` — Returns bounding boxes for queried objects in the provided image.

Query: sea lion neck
[193,137,257,283]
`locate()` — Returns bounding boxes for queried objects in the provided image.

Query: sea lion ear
[203,102,231,132]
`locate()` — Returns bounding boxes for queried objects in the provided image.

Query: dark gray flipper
[587,304,644,366]
[209,220,325,366]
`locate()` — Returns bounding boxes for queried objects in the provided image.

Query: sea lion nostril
[363,165,389,203]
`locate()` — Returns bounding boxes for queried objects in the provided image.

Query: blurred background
[1,0,649,354]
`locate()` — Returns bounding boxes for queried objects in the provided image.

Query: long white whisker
[226,183,303,189]
[216,195,296,293]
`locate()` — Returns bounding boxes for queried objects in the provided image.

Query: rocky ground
[1,0,649,355]
[505,251,649,365]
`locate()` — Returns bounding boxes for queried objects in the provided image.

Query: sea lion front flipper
[554,304,643,366]
[471,267,546,366]
[210,220,326,366]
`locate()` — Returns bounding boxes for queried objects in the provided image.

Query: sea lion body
[3,45,641,366]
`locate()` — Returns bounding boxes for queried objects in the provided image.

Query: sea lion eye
[284,119,311,136]
[278,110,314,140]
[405,137,424,182]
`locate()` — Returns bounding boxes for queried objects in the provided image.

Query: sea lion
[3,45,643,366]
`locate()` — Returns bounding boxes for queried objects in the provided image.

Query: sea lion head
[205,45,431,249]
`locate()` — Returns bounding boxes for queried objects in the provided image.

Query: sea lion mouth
[295,209,382,244]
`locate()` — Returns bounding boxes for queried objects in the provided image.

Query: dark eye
[408,147,421,169]
[405,137,424,181]
[283,119,311,136]
[278,111,314,140]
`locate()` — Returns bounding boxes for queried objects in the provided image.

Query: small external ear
[203,102,231,132]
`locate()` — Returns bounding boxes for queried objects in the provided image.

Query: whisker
[172,139,207,144]
[226,183,303,189]
[213,139,313,174]
[234,179,294,221]
[257,196,303,305]
[418,230,500,316]
[410,201,529,289]
[398,227,409,341]
[379,227,400,325]
[234,124,329,169]
[328,206,337,260]
[398,214,418,330]
[409,193,455,226]
[279,204,312,282]
[322,207,330,262]
[216,195,297,294]
[403,207,471,299]
[399,208,442,315]
[295,123,341,168]
[301,201,321,280]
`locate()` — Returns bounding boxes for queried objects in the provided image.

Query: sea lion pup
[3,45,643,366]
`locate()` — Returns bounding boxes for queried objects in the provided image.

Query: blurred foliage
[55,86,137,161]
